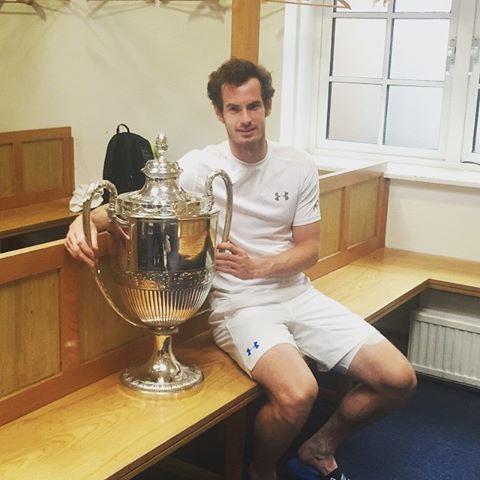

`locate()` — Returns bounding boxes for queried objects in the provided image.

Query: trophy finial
[155,132,168,158]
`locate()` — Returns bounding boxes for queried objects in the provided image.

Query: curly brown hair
[207,58,275,112]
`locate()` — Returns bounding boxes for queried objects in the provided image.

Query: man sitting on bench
[65,58,417,480]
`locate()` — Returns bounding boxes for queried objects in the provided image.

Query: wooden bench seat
[0,197,76,240]
[0,332,259,480]
[0,248,478,480]
[313,248,480,324]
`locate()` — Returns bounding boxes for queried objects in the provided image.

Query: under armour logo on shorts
[274,191,289,201]
[246,341,260,356]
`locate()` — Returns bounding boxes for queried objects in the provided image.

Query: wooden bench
[312,248,480,323]
[0,247,479,480]
[0,197,76,240]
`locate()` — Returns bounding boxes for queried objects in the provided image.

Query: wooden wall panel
[347,178,379,247]
[77,266,145,363]
[22,139,64,193]
[0,144,15,198]
[0,127,74,210]
[319,189,343,258]
[307,172,388,280]
[0,240,152,426]
[0,271,60,397]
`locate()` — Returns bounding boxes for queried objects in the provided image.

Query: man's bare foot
[298,443,338,476]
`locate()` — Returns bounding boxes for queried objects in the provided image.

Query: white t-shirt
[177,140,321,295]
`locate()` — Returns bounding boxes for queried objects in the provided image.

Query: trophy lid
[115,133,211,220]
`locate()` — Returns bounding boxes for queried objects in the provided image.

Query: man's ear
[265,102,272,117]
[214,106,225,124]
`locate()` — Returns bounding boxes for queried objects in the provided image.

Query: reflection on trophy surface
[82,133,233,394]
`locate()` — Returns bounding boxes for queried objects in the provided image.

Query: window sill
[313,155,480,189]
[385,163,480,189]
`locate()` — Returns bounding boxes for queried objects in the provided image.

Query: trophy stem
[120,329,203,394]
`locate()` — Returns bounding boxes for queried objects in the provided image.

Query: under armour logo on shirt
[314,200,319,211]
[274,191,289,201]
[246,341,260,356]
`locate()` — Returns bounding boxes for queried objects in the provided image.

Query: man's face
[215,77,270,149]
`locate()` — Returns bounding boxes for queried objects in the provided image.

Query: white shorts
[209,285,384,376]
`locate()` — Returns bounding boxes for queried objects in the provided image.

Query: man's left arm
[215,221,320,280]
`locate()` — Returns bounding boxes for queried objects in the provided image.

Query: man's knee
[378,360,417,400]
[272,380,319,426]
[352,340,417,400]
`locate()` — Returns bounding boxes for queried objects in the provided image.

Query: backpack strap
[116,124,130,134]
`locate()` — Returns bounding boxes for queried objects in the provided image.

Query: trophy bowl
[82,133,232,394]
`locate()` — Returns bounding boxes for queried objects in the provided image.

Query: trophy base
[120,332,204,394]
[120,363,203,394]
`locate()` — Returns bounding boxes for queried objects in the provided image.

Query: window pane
[336,0,387,11]
[332,19,386,77]
[473,91,480,153]
[390,19,450,81]
[328,83,382,143]
[385,86,443,149]
[395,0,451,13]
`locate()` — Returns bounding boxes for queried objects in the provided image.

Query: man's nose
[239,109,252,124]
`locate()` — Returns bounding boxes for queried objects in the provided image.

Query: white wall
[0,0,231,186]
[386,180,480,262]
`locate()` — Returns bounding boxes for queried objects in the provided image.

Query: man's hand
[215,222,320,281]
[215,241,265,280]
[65,215,98,268]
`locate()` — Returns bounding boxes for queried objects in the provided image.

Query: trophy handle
[81,181,148,330]
[205,169,233,243]
[82,180,119,253]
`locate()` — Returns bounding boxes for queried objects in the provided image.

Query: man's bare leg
[249,344,319,480]
[298,339,417,475]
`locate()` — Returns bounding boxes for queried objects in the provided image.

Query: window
[281,0,480,169]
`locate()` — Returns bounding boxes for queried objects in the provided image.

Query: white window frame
[280,0,480,173]
[461,0,480,165]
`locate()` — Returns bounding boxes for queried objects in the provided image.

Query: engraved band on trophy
[82,133,233,394]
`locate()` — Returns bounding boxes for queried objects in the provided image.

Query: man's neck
[229,139,268,164]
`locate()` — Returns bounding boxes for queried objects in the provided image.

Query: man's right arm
[64,204,110,267]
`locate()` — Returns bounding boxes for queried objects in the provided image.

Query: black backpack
[102,124,153,203]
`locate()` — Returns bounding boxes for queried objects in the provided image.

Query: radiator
[408,308,480,388]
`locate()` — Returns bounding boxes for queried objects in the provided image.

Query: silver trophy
[82,133,233,394]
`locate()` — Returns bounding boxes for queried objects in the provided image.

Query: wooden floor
[0,248,479,480]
